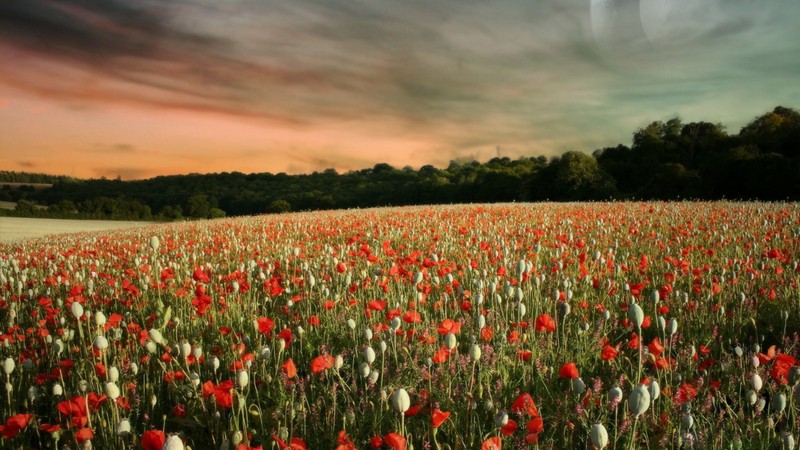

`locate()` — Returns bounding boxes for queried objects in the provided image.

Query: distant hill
[2,105,798,221]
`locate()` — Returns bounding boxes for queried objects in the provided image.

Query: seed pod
[148,329,164,345]
[71,302,84,320]
[782,432,795,450]
[495,410,509,427]
[237,370,249,388]
[2,357,15,375]
[628,384,651,417]
[590,423,609,449]
[390,317,402,331]
[444,333,457,350]
[94,311,107,327]
[627,303,644,329]
[150,236,160,251]
[391,388,410,414]
[751,374,763,392]
[347,319,356,330]
[94,335,109,350]
[334,355,344,370]
[363,328,373,341]
[772,393,787,413]
[105,382,120,400]
[648,380,660,401]
[163,434,185,450]
[358,362,371,378]
[572,377,586,394]
[681,413,694,429]
[469,344,482,361]
[609,386,623,403]
[667,319,678,336]
[117,419,131,437]
[363,347,376,364]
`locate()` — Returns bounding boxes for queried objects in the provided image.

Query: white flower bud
[444,333,457,350]
[751,374,763,392]
[105,382,121,400]
[163,434,185,450]
[71,302,84,319]
[391,388,410,413]
[108,366,120,382]
[590,423,609,449]
[94,311,107,327]
[628,383,651,417]
[117,419,131,437]
[2,357,15,375]
[237,370,249,388]
[363,347,376,364]
[94,335,109,350]
[469,344,482,361]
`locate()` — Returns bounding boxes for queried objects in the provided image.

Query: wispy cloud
[1,0,798,177]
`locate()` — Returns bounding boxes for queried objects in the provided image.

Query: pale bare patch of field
[0,217,153,241]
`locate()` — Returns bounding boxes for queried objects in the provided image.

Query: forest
[2,106,798,221]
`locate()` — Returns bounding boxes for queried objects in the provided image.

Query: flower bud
[628,383,651,417]
[444,333,457,350]
[363,347,376,364]
[71,302,84,319]
[469,344,482,361]
[2,357,15,375]
[391,388,410,414]
[590,423,609,449]
[237,370,249,388]
[627,303,644,329]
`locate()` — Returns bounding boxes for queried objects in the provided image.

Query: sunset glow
[1,0,798,179]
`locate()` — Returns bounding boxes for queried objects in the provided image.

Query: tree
[269,199,291,213]
[187,194,211,219]
[550,151,617,200]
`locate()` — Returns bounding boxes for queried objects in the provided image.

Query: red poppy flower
[526,417,544,434]
[57,396,89,428]
[534,314,556,332]
[482,436,502,450]
[500,418,518,436]
[272,436,308,450]
[193,268,211,283]
[628,332,640,349]
[384,432,407,450]
[311,355,334,374]
[369,436,384,448]
[676,383,697,405]
[431,409,450,428]
[771,354,796,384]
[256,317,275,335]
[282,358,297,378]
[75,427,94,444]
[648,338,664,357]
[0,413,32,439]
[432,347,450,364]
[601,345,618,361]
[336,430,357,450]
[403,311,422,323]
[437,319,461,335]
[510,393,539,417]
[559,362,580,379]
[141,430,166,450]
[202,380,234,408]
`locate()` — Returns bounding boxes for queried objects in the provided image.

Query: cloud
[16,161,36,168]
[1,0,798,173]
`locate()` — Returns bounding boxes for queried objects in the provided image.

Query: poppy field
[1,202,799,450]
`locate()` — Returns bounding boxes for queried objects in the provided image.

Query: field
[0,217,153,242]
[0,202,798,450]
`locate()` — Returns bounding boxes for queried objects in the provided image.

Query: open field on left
[0,217,153,242]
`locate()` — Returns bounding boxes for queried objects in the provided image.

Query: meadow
[0,202,798,450]
[0,217,152,242]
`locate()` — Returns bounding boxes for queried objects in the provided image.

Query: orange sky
[1,1,798,180]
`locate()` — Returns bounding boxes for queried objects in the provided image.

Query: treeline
[3,105,799,220]
[0,171,77,184]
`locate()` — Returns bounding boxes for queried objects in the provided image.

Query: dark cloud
[16,161,36,168]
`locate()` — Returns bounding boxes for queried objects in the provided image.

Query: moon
[639,0,721,46]
[590,0,648,51]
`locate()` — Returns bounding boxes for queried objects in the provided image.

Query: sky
[1,0,798,180]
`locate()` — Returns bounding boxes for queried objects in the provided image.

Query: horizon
[1,1,799,180]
